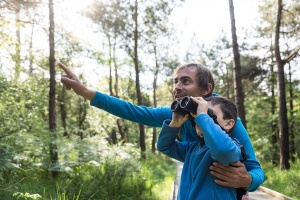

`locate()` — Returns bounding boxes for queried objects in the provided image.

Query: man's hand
[209,161,252,188]
[58,63,95,101]
[170,112,189,128]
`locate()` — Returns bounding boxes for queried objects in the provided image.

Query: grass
[260,158,300,200]
[0,153,177,200]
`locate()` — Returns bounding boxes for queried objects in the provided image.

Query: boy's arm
[157,120,190,162]
[210,118,265,191]
[195,114,242,166]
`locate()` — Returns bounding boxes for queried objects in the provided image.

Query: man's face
[173,67,208,100]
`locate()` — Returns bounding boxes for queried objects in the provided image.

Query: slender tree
[228,0,246,128]
[84,0,125,144]
[151,45,159,152]
[255,0,279,165]
[270,57,279,165]
[48,0,58,177]
[142,0,177,152]
[288,62,295,162]
[14,1,21,83]
[274,0,290,170]
[132,0,146,158]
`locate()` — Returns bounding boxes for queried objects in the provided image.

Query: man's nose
[174,82,182,90]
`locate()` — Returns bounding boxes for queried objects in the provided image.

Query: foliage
[0,0,300,199]
[0,143,176,200]
[13,192,42,200]
[261,158,300,199]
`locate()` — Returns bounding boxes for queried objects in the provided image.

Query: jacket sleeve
[90,91,171,127]
[157,120,191,162]
[231,118,266,191]
[195,114,242,166]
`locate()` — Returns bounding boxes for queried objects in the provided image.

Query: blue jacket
[157,114,242,200]
[90,91,265,191]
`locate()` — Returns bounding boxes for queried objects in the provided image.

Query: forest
[0,0,300,199]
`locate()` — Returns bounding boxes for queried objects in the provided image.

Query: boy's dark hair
[174,63,215,97]
[205,96,238,131]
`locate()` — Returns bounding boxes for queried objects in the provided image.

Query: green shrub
[0,145,176,200]
[261,158,300,199]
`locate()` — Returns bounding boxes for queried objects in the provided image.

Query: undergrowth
[0,152,176,200]
[260,158,300,200]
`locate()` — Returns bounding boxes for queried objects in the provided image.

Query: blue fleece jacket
[90,91,265,191]
[157,113,242,199]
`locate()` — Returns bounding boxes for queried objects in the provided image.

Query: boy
[157,96,243,199]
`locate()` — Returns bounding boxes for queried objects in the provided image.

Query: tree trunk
[108,35,114,97]
[269,37,279,165]
[48,0,59,178]
[29,22,34,75]
[288,63,295,162]
[111,128,117,144]
[113,35,119,98]
[228,0,246,128]
[14,3,21,82]
[59,87,68,137]
[112,35,125,144]
[270,63,279,165]
[133,0,146,159]
[117,119,126,143]
[274,0,290,170]
[152,45,159,152]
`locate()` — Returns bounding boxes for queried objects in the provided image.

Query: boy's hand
[190,96,208,117]
[169,112,189,128]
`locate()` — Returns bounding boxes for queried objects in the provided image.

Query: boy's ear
[224,119,235,131]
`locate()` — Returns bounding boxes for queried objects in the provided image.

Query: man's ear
[224,119,235,131]
[203,83,213,96]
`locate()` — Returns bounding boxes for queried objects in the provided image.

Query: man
[58,62,265,193]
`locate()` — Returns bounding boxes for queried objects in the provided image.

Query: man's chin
[175,96,186,100]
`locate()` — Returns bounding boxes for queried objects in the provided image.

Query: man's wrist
[244,173,252,190]
[83,88,96,101]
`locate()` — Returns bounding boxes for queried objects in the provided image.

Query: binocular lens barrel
[171,96,198,115]
[171,100,179,111]
[171,99,190,115]
[180,96,198,114]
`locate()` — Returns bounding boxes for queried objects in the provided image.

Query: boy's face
[208,103,227,128]
[173,67,210,100]
[196,102,233,136]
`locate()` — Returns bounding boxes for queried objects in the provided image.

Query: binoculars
[171,96,198,115]
[171,96,216,120]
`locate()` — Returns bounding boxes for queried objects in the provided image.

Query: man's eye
[183,80,190,84]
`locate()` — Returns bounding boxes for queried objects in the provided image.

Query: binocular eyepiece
[171,96,198,115]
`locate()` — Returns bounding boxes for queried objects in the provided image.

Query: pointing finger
[58,62,75,76]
